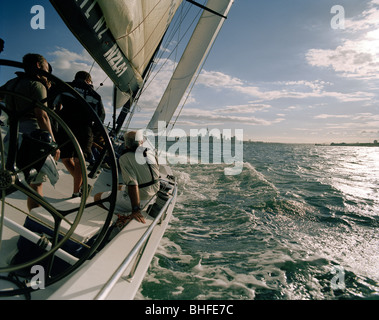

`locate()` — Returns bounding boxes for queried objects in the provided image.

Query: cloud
[48,47,109,86]
[314,114,350,119]
[306,0,379,79]
[306,41,379,80]
[48,47,115,122]
[135,58,375,128]
[276,80,332,93]
[197,69,364,102]
[198,73,374,102]
[140,62,370,130]
[345,0,379,32]
[313,113,379,132]
[45,37,377,137]
[215,103,272,114]
[198,70,244,88]
[137,59,181,110]
[178,107,284,126]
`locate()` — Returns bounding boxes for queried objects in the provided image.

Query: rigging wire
[138,2,201,97]
[117,0,209,135]
[95,76,108,91]
[142,0,208,150]
[117,1,193,134]
[168,1,223,135]
[118,1,197,135]
[113,0,189,73]
[88,60,96,75]
[87,59,108,92]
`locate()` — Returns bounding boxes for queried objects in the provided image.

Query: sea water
[138,143,379,300]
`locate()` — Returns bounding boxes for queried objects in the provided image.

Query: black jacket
[68,79,105,123]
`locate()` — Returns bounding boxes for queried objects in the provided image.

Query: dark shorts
[56,126,93,159]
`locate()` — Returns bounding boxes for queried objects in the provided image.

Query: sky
[1,0,379,143]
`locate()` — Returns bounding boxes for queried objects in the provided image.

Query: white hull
[0,160,176,300]
[47,197,175,300]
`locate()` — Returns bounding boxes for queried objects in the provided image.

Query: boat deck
[0,160,176,300]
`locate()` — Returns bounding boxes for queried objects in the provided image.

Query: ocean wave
[140,144,379,300]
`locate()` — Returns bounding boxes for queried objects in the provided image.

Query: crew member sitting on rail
[94,131,159,224]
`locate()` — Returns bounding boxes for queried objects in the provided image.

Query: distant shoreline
[243,141,379,146]
[317,142,379,147]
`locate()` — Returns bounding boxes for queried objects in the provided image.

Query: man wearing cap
[94,131,160,224]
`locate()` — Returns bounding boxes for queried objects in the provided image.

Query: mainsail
[50,0,234,134]
[147,0,234,132]
[50,0,183,99]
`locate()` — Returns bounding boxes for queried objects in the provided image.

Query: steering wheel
[0,59,118,298]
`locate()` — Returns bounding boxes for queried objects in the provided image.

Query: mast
[111,86,132,137]
[147,0,234,132]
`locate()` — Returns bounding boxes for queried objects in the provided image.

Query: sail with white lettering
[50,0,183,99]
[147,0,234,132]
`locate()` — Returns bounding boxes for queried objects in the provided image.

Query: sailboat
[0,0,233,300]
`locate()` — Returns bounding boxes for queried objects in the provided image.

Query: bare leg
[62,157,82,194]
[73,158,83,194]
[94,192,108,210]
[61,157,75,175]
[28,183,43,211]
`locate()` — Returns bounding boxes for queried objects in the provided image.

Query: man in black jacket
[55,71,105,198]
